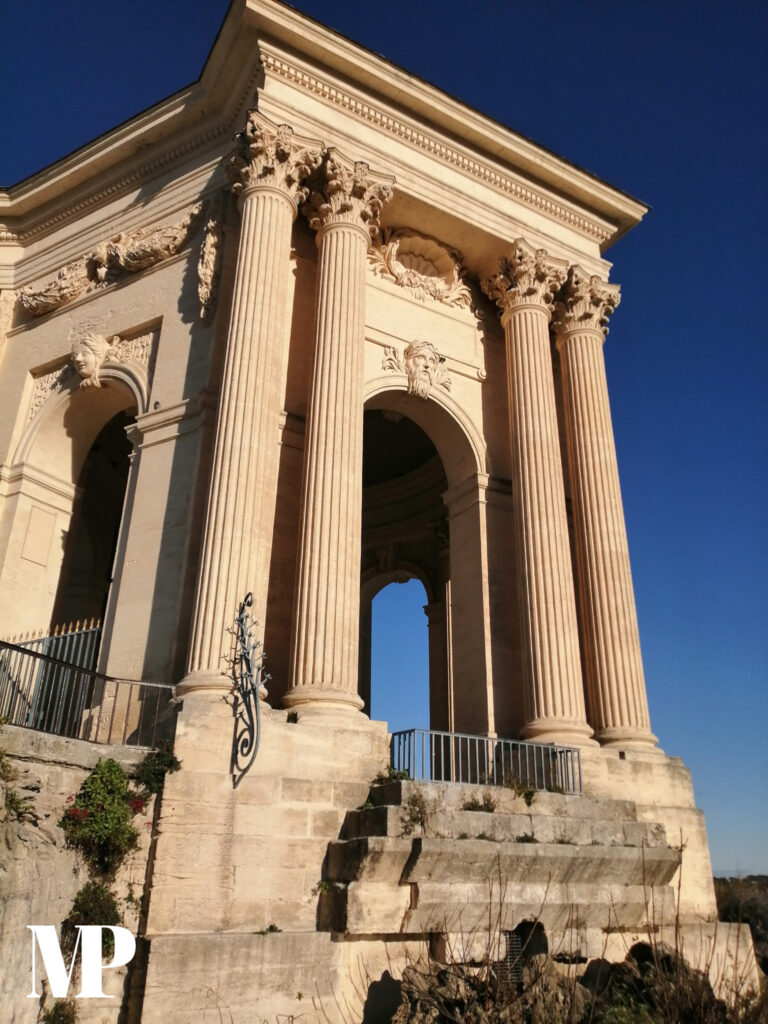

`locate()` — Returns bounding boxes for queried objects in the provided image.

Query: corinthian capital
[553,266,621,338]
[226,111,324,206]
[302,151,394,240]
[483,239,568,318]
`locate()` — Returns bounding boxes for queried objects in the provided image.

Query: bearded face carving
[404,340,449,398]
[71,332,110,388]
[381,339,452,399]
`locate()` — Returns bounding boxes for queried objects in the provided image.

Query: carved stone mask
[404,340,441,399]
[71,332,110,388]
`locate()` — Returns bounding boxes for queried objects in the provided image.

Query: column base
[520,717,597,747]
[175,670,232,698]
[594,725,662,752]
[282,685,365,718]
[175,670,269,704]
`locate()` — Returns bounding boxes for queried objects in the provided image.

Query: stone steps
[319,780,680,937]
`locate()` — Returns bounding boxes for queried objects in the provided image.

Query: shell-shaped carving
[368,229,472,309]
[390,233,457,284]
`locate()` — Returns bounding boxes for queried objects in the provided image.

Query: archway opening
[370,578,430,733]
[360,407,451,732]
[51,409,133,628]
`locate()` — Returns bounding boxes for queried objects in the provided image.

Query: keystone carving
[29,328,157,421]
[382,340,452,399]
[302,152,394,240]
[19,204,208,318]
[70,330,156,391]
[71,333,111,388]
[553,266,621,338]
[367,229,472,309]
[226,111,324,207]
[483,238,568,317]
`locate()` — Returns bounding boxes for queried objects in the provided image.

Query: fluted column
[179,113,323,696]
[286,153,394,714]
[483,240,592,744]
[553,268,657,747]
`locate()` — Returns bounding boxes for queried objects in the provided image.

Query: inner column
[484,239,593,745]
[554,267,658,748]
[286,153,393,714]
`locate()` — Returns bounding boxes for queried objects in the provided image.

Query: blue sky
[1,1,765,874]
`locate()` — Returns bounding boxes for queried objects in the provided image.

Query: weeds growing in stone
[462,791,497,813]
[40,1001,78,1024]
[132,739,181,795]
[400,791,434,837]
[59,759,141,875]
[61,881,122,959]
[0,746,35,822]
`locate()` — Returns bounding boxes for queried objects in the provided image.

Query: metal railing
[7,619,102,673]
[0,639,173,748]
[390,729,582,796]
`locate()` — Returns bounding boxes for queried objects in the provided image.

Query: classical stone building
[0,1,757,1021]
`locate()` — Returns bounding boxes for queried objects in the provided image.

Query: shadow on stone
[363,970,402,1023]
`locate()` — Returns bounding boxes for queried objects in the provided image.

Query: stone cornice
[261,50,618,247]
[248,0,647,239]
[0,2,646,254]
[0,17,264,241]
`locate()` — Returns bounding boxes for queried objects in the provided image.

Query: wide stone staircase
[318,778,681,947]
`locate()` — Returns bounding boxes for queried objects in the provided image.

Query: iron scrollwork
[231,592,268,788]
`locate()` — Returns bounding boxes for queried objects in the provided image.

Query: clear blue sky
[1,1,765,875]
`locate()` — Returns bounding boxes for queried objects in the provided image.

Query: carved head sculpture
[404,340,442,399]
[71,332,110,388]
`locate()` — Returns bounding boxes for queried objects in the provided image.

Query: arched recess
[0,371,143,637]
[359,564,434,723]
[364,375,486,485]
[360,384,495,737]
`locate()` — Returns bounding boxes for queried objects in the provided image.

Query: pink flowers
[67,806,90,821]
[129,797,146,815]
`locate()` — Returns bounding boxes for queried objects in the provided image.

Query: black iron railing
[390,728,582,796]
[8,619,102,672]
[0,639,173,748]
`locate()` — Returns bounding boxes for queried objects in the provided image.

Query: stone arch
[360,563,435,607]
[364,375,486,486]
[13,369,144,483]
[359,563,434,722]
[0,375,141,636]
[360,386,495,736]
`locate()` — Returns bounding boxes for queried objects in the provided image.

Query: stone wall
[0,725,155,1023]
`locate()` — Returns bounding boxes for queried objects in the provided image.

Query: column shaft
[184,187,295,688]
[557,325,657,747]
[288,223,368,710]
[286,152,392,713]
[503,305,592,742]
